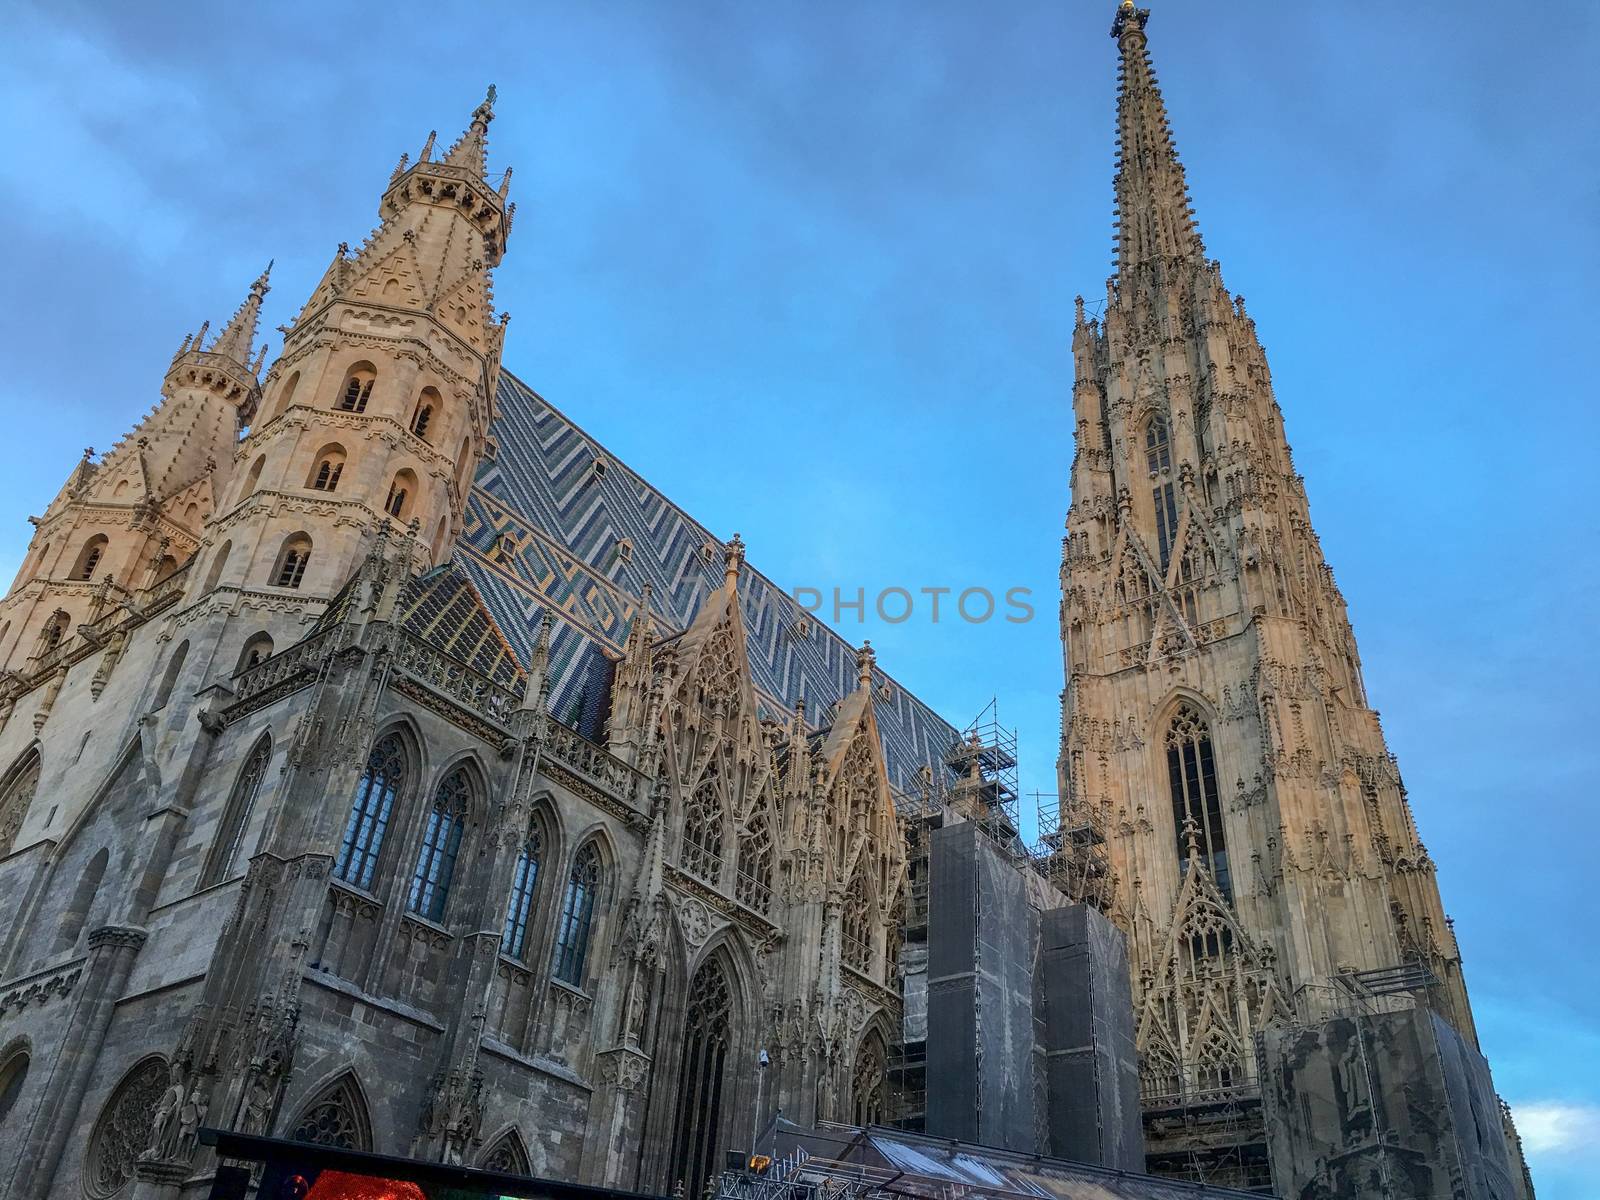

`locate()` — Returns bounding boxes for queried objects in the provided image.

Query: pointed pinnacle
[208,264,273,367]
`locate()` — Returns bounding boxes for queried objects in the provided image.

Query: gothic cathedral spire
[1059,3,1480,1179]
[1111,0,1204,276]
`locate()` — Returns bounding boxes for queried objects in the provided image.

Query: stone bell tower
[0,267,270,676]
[199,86,514,619]
[1058,1,1489,1186]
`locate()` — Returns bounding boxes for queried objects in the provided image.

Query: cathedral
[0,6,1533,1200]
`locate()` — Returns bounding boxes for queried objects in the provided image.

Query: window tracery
[552,843,600,985]
[734,815,773,913]
[1140,1037,1182,1101]
[1145,417,1171,474]
[851,1033,888,1126]
[681,769,724,883]
[409,768,470,921]
[479,1130,530,1175]
[335,735,407,890]
[83,1057,168,1198]
[202,735,271,887]
[841,870,873,974]
[1194,1028,1242,1098]
[668,956,734,1200]
[0,751,41,855]
[288,1074,371,1150]
[1165,702,1230,900]
[501,824,543,959]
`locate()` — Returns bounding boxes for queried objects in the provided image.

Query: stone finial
[419,129,437,163]
[723,533,745,587]
[856,640,875,688]
[1181,815,1202,861]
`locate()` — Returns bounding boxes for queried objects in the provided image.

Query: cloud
[1514,1102,1600,1157]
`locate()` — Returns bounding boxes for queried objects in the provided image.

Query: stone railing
[542,718,634,795]
[229,625,338,710]
[391,634,522,729]
[136,559,194,613]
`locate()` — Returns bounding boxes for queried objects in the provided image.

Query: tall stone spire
[441,85,497,175]
[1056,3,1496,1185]
[1110,2,1204,275]
[205,261,272,368]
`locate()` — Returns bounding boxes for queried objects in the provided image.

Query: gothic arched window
[74,535,109,581]
[681,773,723,883]
[337,364,376,413]
[412,387,441,440]
[479,1129,531,1175]
[288,1073,372,1150]
[203,541,232,593]
[1140,1038,1182,1101]
[83,1056,169,1199]
[501,823,544,959]
[852,1032,889,1127]
[551,843,601,985]
[235,632,274,674]
[335,734,407,890]
[1166,702,1230,899]
[38,610,70,654]
[201,734,271,887]
[0,1047,29,1128]
[308,445,346,492]
[0,749,41,855]
[1145,417,1171,474]
[1194,1028,1242,1098]
[409,768,470,921]
[841,869,873,974]
[668,956,734,1200]
[735,815,773,913]
[272,534,312,589]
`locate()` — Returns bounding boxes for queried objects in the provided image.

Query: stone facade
[0,91,905,1200]
[1056,3,1530,1192]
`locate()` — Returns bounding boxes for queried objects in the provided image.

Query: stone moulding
[0,957,86,1018]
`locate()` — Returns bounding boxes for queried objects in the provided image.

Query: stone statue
[175,1084,208,1161]
[140,1069,186,1161]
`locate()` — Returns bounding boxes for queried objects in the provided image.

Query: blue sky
[3,0,1597,1193]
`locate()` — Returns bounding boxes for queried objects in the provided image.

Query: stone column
[129,1159,190,1200]
[15,925,148,1200]
[583,1046,652,1187]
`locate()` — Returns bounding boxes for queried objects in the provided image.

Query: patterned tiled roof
[398,564,525,688]
[456,371,962,793]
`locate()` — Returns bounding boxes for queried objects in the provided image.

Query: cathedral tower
[203,87,512,619]
[0,268,270,677]
[1060,1,1482,1183]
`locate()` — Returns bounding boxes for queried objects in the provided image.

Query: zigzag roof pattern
[456,370,962,796]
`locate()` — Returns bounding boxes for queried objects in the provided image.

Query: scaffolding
[1027,789,1115,912]
[937,698,1021,848]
